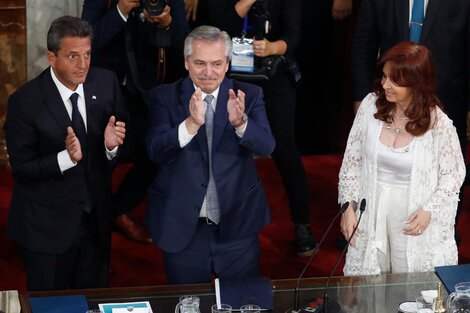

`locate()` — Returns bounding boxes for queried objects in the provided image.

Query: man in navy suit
[5,16,127,291]
[145,25,275,284]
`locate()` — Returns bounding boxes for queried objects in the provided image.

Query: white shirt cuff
[105,143,118,160]
[58,150,76,173]
[179,121,197,147]
[235,119,248,137]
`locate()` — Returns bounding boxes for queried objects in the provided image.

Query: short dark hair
[47,16,93,55]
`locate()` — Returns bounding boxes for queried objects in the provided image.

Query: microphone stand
[322,199,366,313]
[291,202,349,313]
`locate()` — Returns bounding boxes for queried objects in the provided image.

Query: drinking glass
[416,295,433,313]
[175,295,200,313]
[240,304,261,313]
[211,304,232,313]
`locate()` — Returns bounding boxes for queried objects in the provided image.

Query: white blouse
[377,137,414,188]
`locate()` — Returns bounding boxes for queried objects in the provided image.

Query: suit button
[194,207,199,212]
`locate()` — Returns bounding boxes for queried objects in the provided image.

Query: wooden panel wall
[0,0,26,167]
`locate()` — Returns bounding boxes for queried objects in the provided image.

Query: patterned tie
[70,93,87,154]
[409,0,424,43]
[70,93,92,212]
[204,95,220,224]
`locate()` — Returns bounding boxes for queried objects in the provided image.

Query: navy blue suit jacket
[5,67,127,254]
[145,77,275,253]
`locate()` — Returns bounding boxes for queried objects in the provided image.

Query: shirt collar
[50,67,85,103]
[192,84,220,104]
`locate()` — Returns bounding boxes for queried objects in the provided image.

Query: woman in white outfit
[339,41,465,276]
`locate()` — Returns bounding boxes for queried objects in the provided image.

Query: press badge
[231,36,254,73]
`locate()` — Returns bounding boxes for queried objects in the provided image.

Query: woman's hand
[403,208,431,236]
[252,39,287,58]
[340,203,361,247]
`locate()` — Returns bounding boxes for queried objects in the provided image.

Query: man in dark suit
[5,16,127,291]
[81,0,190,244]
[145,25,275,284]
[352,0,470,149]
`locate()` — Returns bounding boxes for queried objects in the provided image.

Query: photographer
[204,0,316,257]
[82,0,190,244]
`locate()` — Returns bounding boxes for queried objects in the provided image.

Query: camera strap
[124,21,166,93]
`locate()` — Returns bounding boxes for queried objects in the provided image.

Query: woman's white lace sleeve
[422,115,466,217]
[338,94,375,204]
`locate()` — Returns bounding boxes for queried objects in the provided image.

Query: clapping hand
[65,127,82,164]
[227,89,245,127]
[104,116,126,151]
[185,87,206,134]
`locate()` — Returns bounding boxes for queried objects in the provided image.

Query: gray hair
[47,16,93,55]
[184,25,232,61]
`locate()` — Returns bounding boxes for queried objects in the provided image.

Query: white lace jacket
[338,93,465,275]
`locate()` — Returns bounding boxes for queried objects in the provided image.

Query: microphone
[321,199,366,313]
[291,201,349,312]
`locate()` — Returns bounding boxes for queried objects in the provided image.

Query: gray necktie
[204,95,220,224]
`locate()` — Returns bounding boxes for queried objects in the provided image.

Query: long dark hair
[373,41,442,136]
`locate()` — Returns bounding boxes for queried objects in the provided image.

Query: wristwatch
[234,113,248,128]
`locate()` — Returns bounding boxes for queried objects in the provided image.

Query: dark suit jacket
[352,0,470,141]
[82,0,190,89]
[5,67,127,254]
[145,77,275,253]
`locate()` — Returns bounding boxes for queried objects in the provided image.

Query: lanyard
[242,16,255,37]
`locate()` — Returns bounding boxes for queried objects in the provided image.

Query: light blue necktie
[409,0,424,42]
[204,95,220,224]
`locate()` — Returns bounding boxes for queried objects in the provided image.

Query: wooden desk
[19,271,441,313]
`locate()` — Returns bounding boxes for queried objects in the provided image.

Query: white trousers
[375,183,410,273]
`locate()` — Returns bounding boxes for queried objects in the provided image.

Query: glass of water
[416,295,433,313]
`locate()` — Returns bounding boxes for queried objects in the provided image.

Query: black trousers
[21,212,109,291]
[263,72,310,224]
[113,90,158,216]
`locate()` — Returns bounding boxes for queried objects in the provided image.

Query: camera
[140,0,167,16]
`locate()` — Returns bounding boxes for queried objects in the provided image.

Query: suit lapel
[41,69,71,135]
[395,0,410,40]
[212,80,230,151]
[180,78,210,163]
[421,0,441,42]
